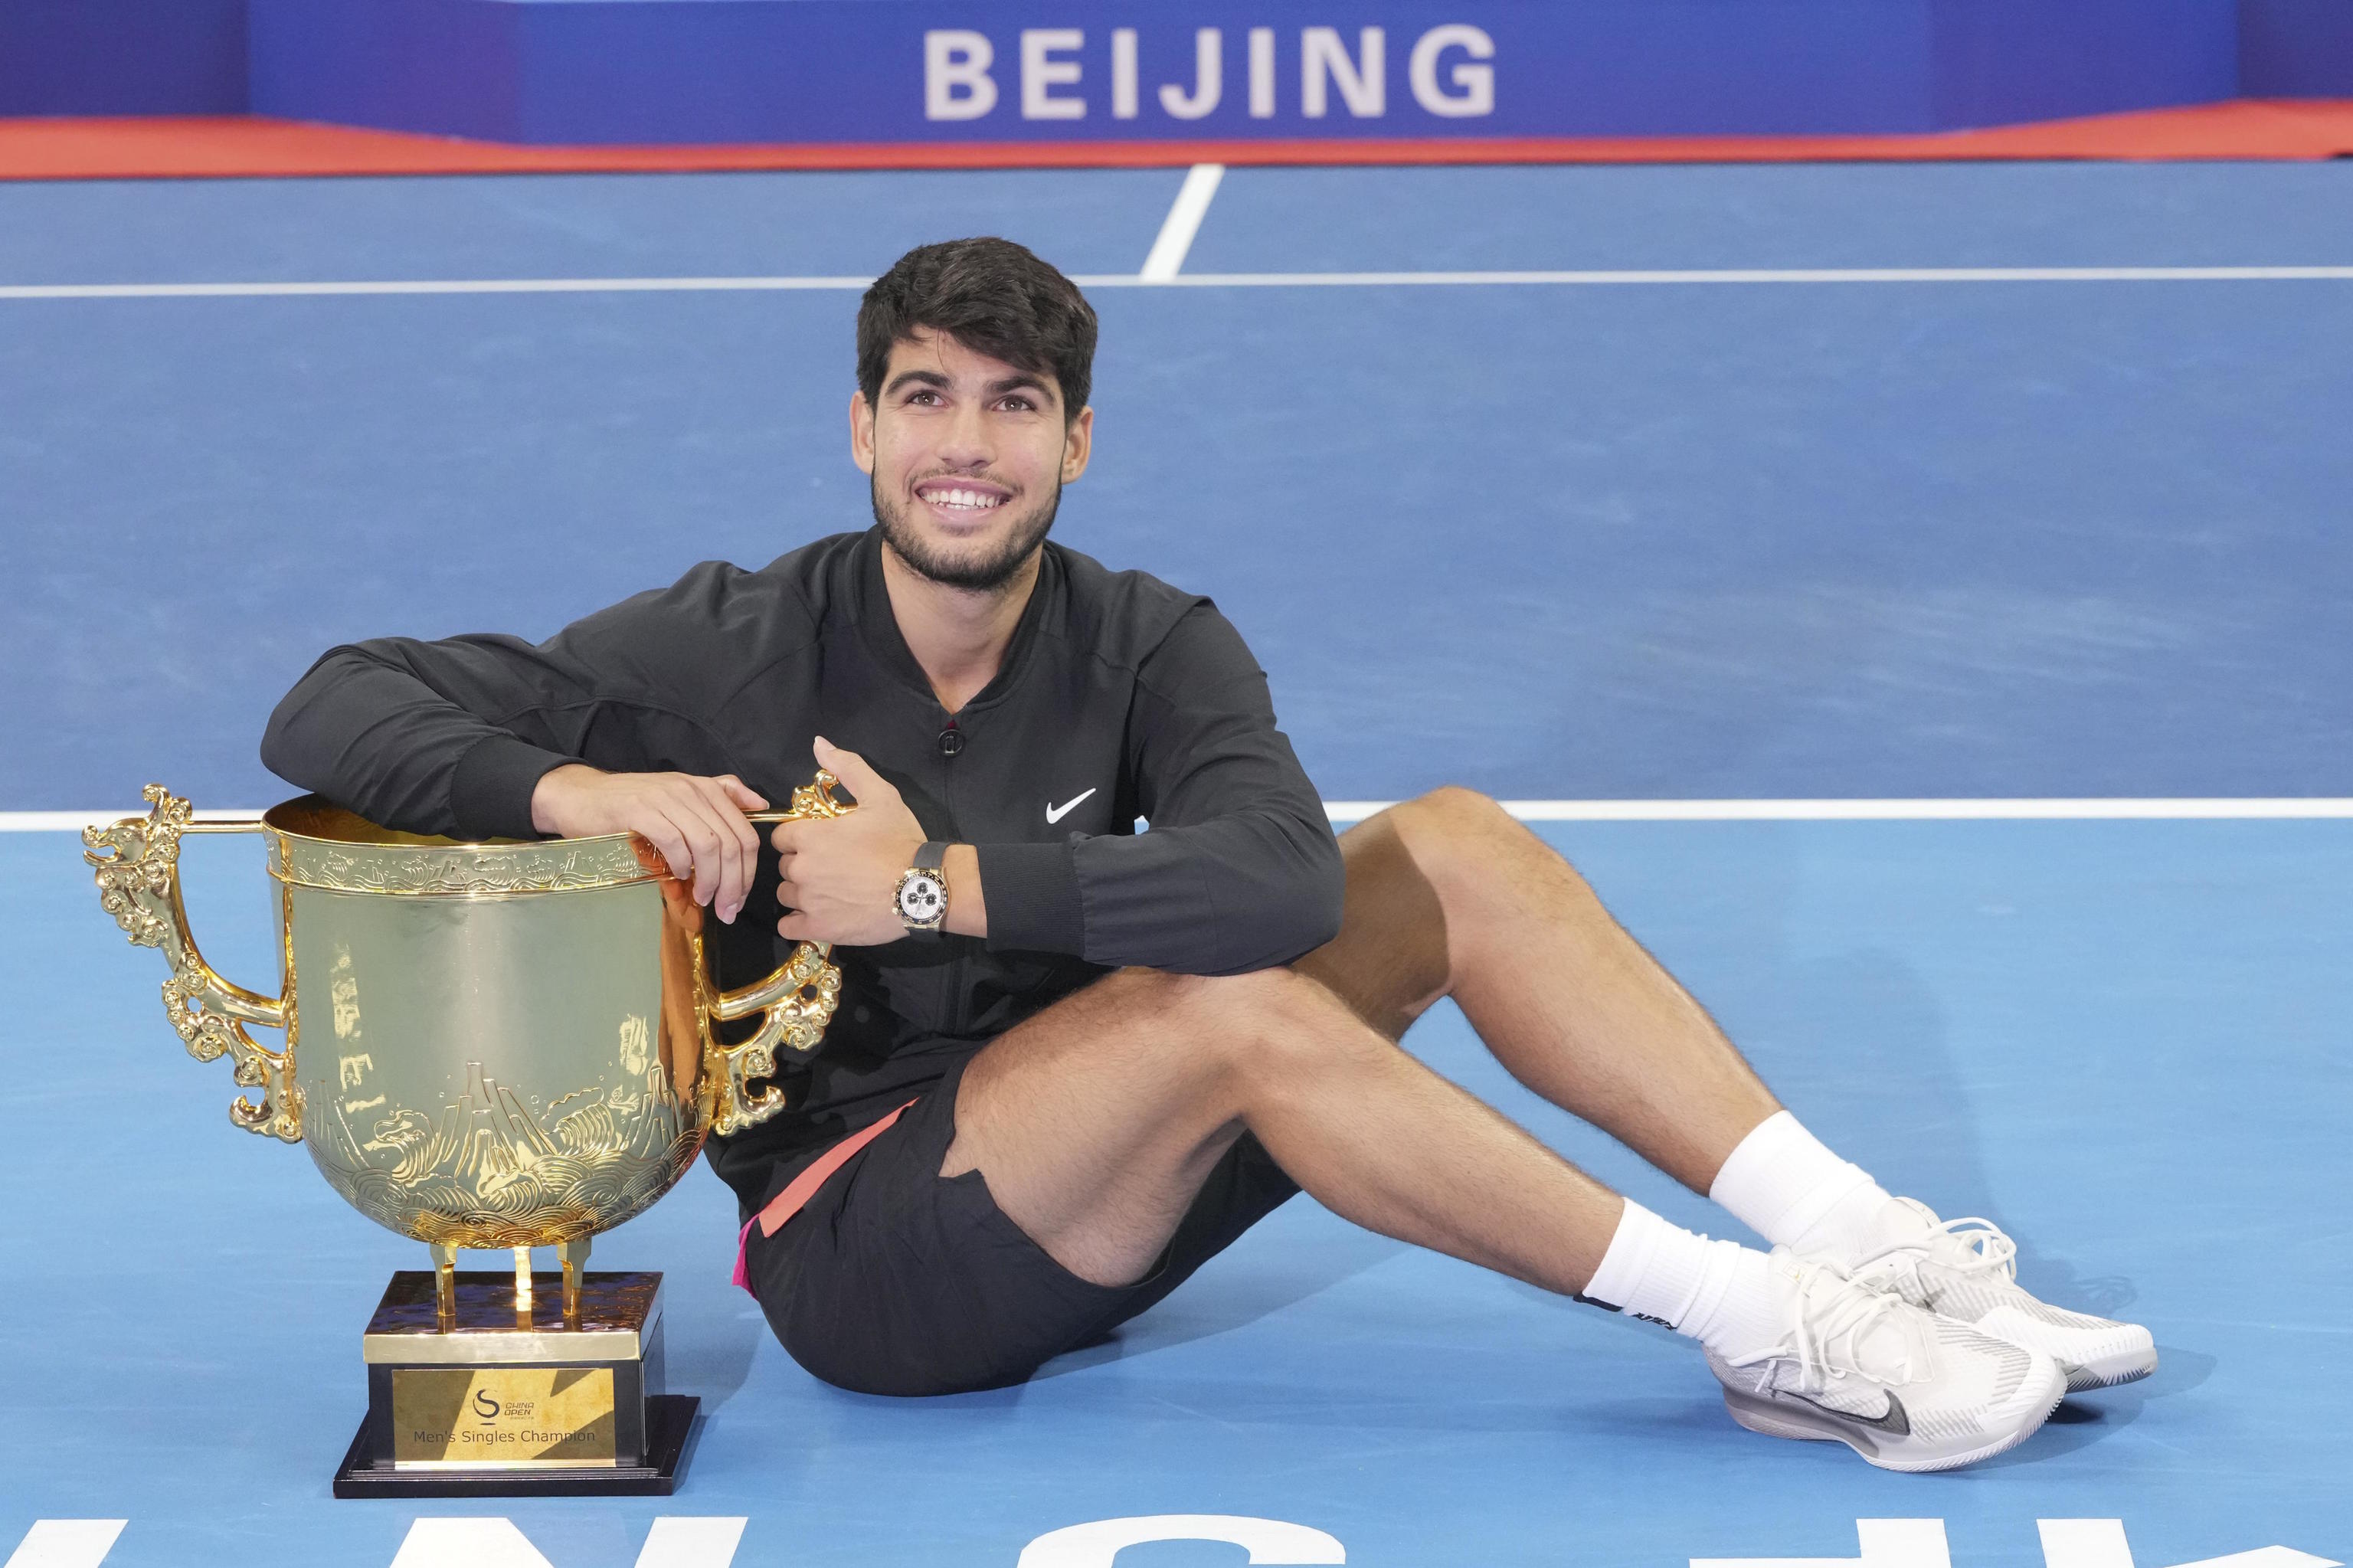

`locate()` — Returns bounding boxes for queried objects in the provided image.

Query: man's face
[851,327,1093,592]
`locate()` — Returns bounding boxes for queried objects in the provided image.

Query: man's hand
[774,738,926,947]
[531,763,767,923]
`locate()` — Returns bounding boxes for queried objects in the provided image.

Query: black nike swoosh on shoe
[1772,1386,1911,1438]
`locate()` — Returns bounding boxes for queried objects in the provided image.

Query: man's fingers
[689,777,761,920]
[665,797,732,908]
[698,794,754,917]
[776,912,820,944]
[716,774,770,813]
[813,735,892,807]
[692,774,761,851]
[643,818,697,890]
[577,773,777,920]
[770,820,806,854]
[680,811,727,908]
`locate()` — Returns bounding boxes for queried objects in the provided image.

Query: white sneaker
[1844,1198,2156,1393]
[1706,1248,2068,1472]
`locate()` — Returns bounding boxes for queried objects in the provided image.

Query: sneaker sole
[1969,1313,2156,1396]
[1721,1371,2068,1474]
[2064,1350,2157,1393]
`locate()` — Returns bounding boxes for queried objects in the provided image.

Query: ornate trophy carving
[85,777,855,1495]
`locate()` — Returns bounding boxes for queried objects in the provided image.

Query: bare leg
[1294,789,1781,1193]
[942,965,1623,1293]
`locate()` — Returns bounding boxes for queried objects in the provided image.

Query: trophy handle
[704,769,857,1135]
[705,940,843,1134]
[83,784,303,1144]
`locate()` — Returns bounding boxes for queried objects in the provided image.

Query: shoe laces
[1849,1202,2019,1292]
[1724,1256,1921,1397]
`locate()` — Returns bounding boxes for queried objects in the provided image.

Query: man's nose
[934,401,993,467]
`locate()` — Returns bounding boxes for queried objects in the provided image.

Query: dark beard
[871,476,1061,592]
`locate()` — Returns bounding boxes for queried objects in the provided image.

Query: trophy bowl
[84,778,851,1327]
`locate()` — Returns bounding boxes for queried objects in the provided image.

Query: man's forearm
[970,810,1342,973]
[1087,813,1343,975]
[261,644,566,837]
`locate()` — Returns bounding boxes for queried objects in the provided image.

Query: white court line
[14,799,2353,833]
[1320,797,2353,823]
[11,809,268,833]
[0,276,873,300]
[3,1520,127,1568]
[6,265,2353,301]
[1139,163,1226,282]
[1117,265,2353,287]
[634,1517,748,1568]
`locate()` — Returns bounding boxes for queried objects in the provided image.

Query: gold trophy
[84,777,853,1497]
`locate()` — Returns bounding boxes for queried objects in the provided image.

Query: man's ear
[1060,405,1094,483]
[849,388,876,475]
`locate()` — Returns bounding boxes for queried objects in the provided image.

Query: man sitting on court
[261,236,2152,1473]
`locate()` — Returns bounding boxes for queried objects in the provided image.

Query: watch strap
[915,840,947,872]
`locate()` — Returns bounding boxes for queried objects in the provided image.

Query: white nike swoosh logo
[1046,788,1097,825]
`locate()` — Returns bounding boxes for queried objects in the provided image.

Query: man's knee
[1389,784,1517,847]
[1125,966,1368,1081]
[1386,785,1582,892]
[1199,967,1394,1095]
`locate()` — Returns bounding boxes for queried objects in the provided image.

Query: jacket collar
[849,524,1060,716]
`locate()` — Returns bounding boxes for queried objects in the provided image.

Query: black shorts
[739,1054,1300,1396]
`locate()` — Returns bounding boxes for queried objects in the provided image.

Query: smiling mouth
[915,480,1010,516]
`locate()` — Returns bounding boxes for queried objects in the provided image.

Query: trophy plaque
[341,1268,682,1498]
[85,778,854,1496]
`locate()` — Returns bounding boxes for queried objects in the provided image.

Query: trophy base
[333,1268,695,1500]
[332,1393,699,1498]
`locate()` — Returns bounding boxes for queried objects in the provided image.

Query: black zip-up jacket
[260,526,1342,1211]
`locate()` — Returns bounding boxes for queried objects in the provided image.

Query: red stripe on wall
[4,100,2352,182]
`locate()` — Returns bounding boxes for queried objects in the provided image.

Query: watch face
[896,871,946,926]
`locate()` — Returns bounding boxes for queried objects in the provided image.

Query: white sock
[1709,1110,1897,1264]
[1579,1199,1789,1360]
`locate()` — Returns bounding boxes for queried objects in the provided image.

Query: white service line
[10,809,268,833]
[7,264,2353,302]
[1110,265,2353,288]
[1138,163,1226,282]
[13,799,2353,833]
[1320,797,2353,824]
[0,275,873,301]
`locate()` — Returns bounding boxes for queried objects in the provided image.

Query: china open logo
[473,1390,536,1423]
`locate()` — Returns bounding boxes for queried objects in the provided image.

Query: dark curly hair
[857,237,1098,424]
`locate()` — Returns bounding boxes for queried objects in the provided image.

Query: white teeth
[928,487,1000,510]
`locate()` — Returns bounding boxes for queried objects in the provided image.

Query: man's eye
[905,390,941,406]
[998,396,1036,412]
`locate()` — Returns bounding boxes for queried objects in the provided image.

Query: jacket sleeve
[979,604,1343,975]
[259,565,751,840]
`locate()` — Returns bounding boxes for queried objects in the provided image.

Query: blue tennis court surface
[3,162,2349,1566]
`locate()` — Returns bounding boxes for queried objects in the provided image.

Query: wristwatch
[893,841,950,935]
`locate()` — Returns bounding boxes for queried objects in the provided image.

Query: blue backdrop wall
[2,0,2348,142]
[0,0,246,116]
